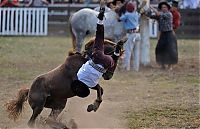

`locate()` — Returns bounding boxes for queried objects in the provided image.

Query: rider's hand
[97,7,105,20]
[116,37,127,52]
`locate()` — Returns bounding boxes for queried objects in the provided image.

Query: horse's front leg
[87,84,103,112]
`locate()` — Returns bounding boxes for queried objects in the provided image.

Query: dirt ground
[0,37,199,129]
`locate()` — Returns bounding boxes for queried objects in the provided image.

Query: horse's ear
[120,50,125,56]
[104,39,116,46]
[85,37,95,50]
[117,37,128,46]
[68,49,76,56]
[68,49,82,56]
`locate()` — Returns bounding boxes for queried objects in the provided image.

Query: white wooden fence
[0,8,48,36]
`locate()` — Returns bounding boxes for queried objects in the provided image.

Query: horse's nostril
[104,77,109,80]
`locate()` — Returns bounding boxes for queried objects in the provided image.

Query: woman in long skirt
[146,1,178,70]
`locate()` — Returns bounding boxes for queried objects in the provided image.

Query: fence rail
[0,8,48,36]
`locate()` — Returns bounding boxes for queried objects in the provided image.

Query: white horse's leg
[75,32,85,52]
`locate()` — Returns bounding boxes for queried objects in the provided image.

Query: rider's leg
[87,84,103,112]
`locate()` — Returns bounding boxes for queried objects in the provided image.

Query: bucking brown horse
[5,38,125,128]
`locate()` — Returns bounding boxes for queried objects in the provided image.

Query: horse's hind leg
[27,77,50,128]
[75,33,85,52]
[49,109,63,120]
[48,100,67,120]
[45,100,67,128]
[28,94,47,128]
[28,106,44,127]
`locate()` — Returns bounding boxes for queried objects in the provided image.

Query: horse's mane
[68,50,82,56]
[68,38,117,61]
[84,37,116,51]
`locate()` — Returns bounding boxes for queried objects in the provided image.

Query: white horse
[69,0,151,66]
[69,8,125,52]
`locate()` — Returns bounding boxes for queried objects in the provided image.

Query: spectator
[107,0,116,10]
[28,0,49,7]
[94,0,113,12]
[94,5,112,12]
[84,0,91,7]
[146,2,178,70]
[170,0,181,30]
[183,0,200,9]
[118,2,141,71]
[150,0,158,4]
[113,0,124,8]
[0,0,19,7]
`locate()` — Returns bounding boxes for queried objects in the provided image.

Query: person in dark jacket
[170,0,181,30]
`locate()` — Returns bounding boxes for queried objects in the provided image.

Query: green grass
[126,106,200,129]
[0,37,74,128]
[0,37,199,128]
[0,37,72,80]
[125,39,200,128]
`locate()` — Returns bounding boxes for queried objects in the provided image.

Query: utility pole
[140,0,151,66]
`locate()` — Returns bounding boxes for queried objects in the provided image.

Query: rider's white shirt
[77,60,104,88]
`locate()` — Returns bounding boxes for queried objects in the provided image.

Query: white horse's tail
[69,15,76,51]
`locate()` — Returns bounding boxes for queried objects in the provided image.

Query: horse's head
[83,38,126,80]
[84,38,117,57]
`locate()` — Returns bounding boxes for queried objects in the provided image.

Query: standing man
[119,2,141,71]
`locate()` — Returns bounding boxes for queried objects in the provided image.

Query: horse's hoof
[27,121,35,128]
[87,104,94,112]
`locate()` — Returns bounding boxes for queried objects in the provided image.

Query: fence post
[2,9,6,35]
[0,8,2,35]
[27,9,31,35]
[15,8,19,35]
[44,8,48,35]
[140,0,151,66]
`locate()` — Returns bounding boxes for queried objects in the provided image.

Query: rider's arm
[119,14,127,22]
[92,8,105,52]
[103,39,125,80]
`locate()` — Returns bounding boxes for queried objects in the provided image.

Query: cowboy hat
[158,1,171,10]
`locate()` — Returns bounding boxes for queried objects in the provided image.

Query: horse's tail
[5,87,29,121]
[69,14,76,51]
